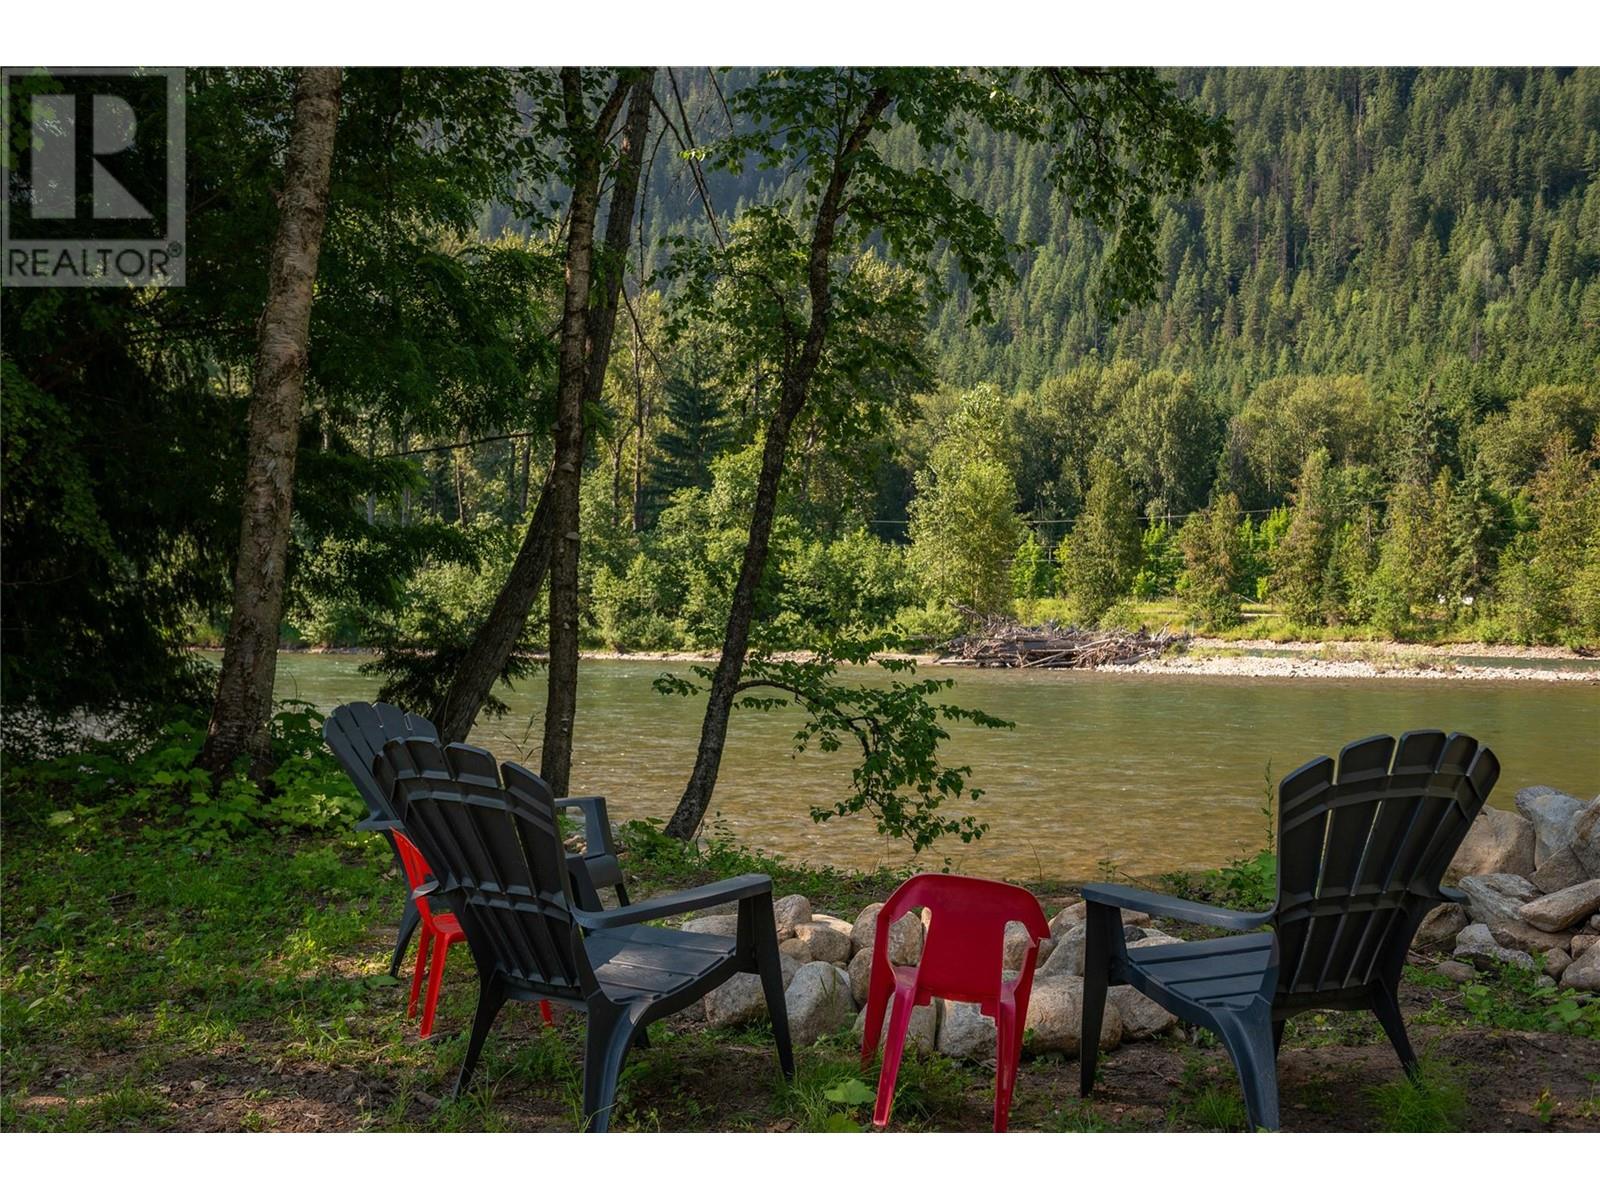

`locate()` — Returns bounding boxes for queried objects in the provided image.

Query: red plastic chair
[391,831,553,1037]
[860,873,1050,1131]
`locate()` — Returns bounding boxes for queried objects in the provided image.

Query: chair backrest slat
[323,702,440,822]
[1273,730,1499,999]
[375,738,588,996]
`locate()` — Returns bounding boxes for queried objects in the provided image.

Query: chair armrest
[1080,882,1273,932]
[1437,884,1467,905]
[554,795,616,857]
[410,879,440,903]
[357,816,402,834]
[574,873,772,931]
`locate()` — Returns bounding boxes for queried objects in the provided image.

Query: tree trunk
[664,87,890,840]
[542,68,655,796]
[199,67,341,777]
[631,318,648,531]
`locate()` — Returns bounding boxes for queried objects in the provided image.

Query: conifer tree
[1062,455,1141,622]
[1269,448,1336,624]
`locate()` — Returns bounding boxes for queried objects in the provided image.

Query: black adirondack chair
[323,702,632,975]
[374,736,795,1131]
[1079,730,1500,1131]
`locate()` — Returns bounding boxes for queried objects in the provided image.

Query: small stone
[854,996,938,1055]
[847,947,874,1006]
[1023,976,1122,1055]
[779,938,812,963]
[1413,903,1468,949]
[1048,902,1087,938]
[1514,787,1587,867]
[1435,960,1476,984]
[1541,947,1573,980]
[681,914,740,937]
[1529,847,1590,895]
[1449,807,1536,879]
[791,919,852,965]
[1572,933,1600,958]
[1111,985,1178,1039]
[783,961,855,1045]
[1518,879,1600,933]
[850,903,924,964]
[936,999,996,1061]
[773,895,812,937]
[1561,940,1600,992]
[705,957,798,1027]
[1453,923,1537,972]
[1538,975,1557,989]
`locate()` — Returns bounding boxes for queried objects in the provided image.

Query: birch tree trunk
[199,67,342,776]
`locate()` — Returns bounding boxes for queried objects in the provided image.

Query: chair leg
[1216,1014,1281,1131]
[994,1004,1023,1133]
[408,928,433,1019]
[1371,984,1419,1078]
[860,960,893,1067]
[750,899,794,1079]
[582,1007,638,1133]
[1080,906,1114,1097]
[1272,1019,1286,1058]
[539,1000,555,1027]
[871,991,917,1129]
[613,881,632,908]
[454,979,506,1099]
[420,934,451,1039]
[390,895,421,978]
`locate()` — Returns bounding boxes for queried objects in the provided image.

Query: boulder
[791,919,852,965]
[1039,923,1086,977]
[783,961,855,1045]
[1449,807,1536,879]
[1412,903,1468,948]
[1518,879,1600,933]
[936,999,997,1061]
[773,894,812,937]
[1561,940,1600,992]
[811,913,854,937]
[1530,848,1590,895]
[681,914,740,937]
[1023,976,1122,1055]
[1592,914,1600,930]
[1111,985,1179,1039]
[1489,920,1572,955]
[849,903,925,964]
[847,947,874,1006]
[1435,960,1476,984]
[1570,799,1600,880]
[854,996,938,1055]
[1514,787,1587,867]
[1541,947,1573,981]
[1131,930,1183,952]
[1048,902,1087,938]
[1571,933,1599,958]
[705,957,799,1027]
[779,937,813,963]
[1452,923,1537,972]
[1003,921,1053,971]
[1459,873,1539,926]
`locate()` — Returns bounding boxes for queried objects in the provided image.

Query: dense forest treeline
[5,67,1599,748]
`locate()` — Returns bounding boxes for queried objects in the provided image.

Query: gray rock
[681,914,740,937]
[1435,960,1476,984]
[1541,947,1573,980]
[1572,933,1599,958]
[1048,903,1087,938]
[705,957,799,1027]
[935,999,996,1061]
[847,947,874,1006]
[1449,807,1536,879]
[1561,939,1600,992]
[1003,921,1053,971]
[848,902,922,962]
[1518,879,1600,933]
[1412,903,1468,948]
[783,961,855,1045]
[1111,985,1179,1039]
[1023,976,1122,1055]
[1530,847,1590,895]
[854,996,938,1055]
[1493,919,1572,955]
[1570,799,1600,879]
[1538,975,1557,989]
[1592,914,1600,930]
[1459,873,1540,927]
[1038,923,1086,976]
[1514,786,1587,867]
[1131,930,1183,952]
[779,937,813,963]
[773,894,812,937]
[791,919,853,965]
[1453,923,1538,972]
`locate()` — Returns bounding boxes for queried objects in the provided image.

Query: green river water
[266,652,1599,881]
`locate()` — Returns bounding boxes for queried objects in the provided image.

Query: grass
[1367,1060,1469,1132]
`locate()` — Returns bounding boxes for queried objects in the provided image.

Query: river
[265,652,1600,880]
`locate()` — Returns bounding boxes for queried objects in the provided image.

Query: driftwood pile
[939,618,1188,669]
